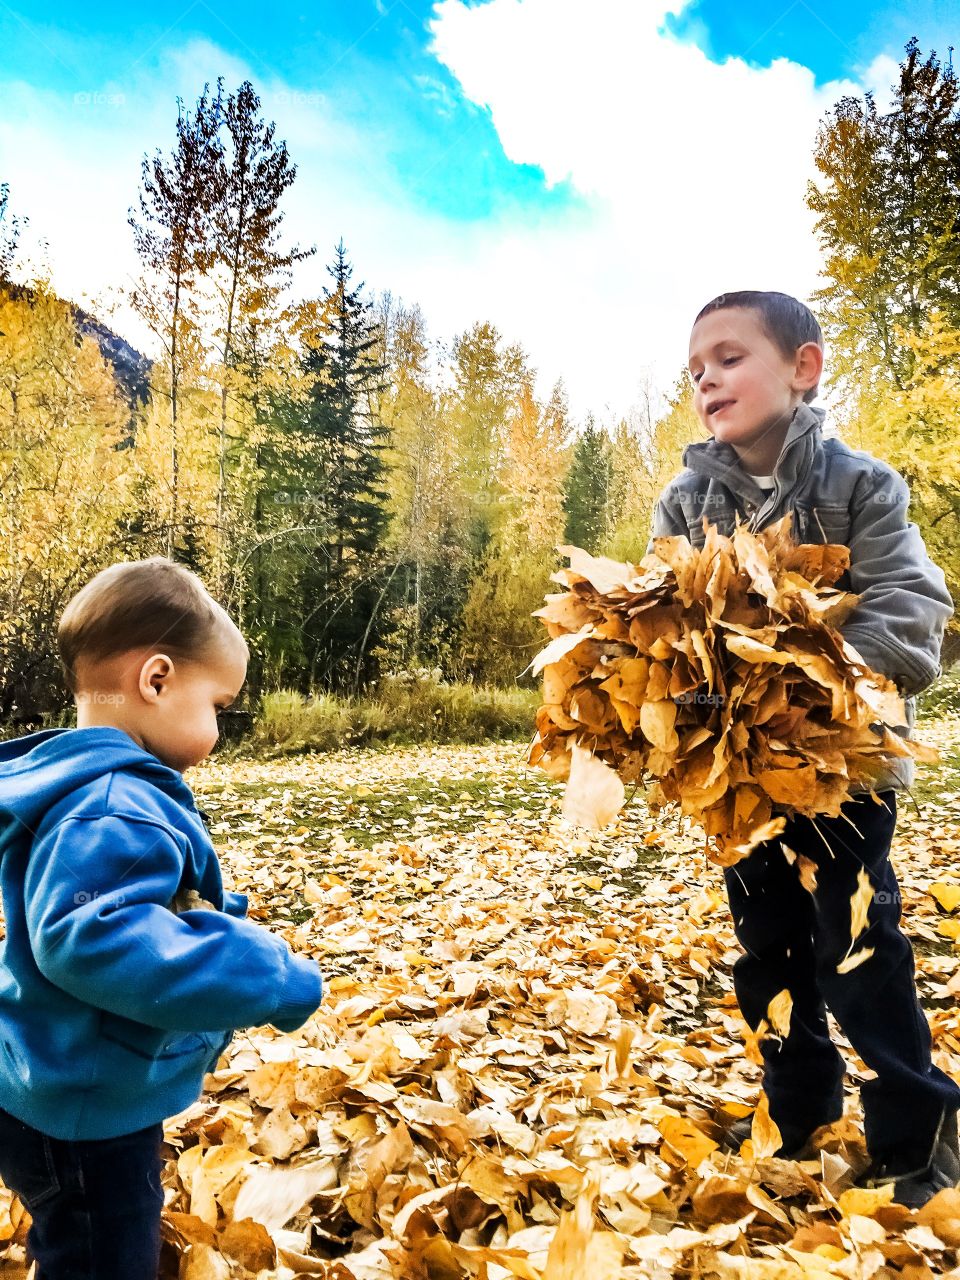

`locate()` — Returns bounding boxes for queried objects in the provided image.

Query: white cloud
[427,0,872,414]
[0,8,885,422]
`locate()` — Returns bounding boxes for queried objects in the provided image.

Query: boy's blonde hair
[58,557,246,695]
[694,290,824,404]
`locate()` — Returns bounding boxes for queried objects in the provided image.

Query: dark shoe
[719,1103,843,1160]
[856,1106,960,1209]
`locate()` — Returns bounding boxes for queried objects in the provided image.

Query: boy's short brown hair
[58,557,246,695]
[694,290,824,404]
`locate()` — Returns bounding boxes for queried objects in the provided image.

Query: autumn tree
[0,283,132,715]
[0,184,24,286]
[463,378,571,683]
[808,39,960,390]
[599,374,701,561]
[129,82,223,557]
[807,38,960,635]
[448,322,528,557]
[377,300,468,669]
[208,79,314,593]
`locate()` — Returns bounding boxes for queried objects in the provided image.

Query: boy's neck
[75,704,148,752]
[733,411,796,476]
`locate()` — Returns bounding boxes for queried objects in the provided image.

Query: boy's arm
[24,814,323,1034]
[838,465,954,696]
[644,488,688,556]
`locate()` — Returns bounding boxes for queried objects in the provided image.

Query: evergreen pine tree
[563,417,611,553]
[296,242,392,691]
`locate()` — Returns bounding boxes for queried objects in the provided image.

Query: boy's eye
[691,355,740,385]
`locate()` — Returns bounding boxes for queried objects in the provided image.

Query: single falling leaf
[836,946,875,974]
[797,854,819,893]
[614,1022,634,1077]
[561,743,625,830]
[766,989,793,1038]
[849,867,873,942]
[742,1016,770,1066]
[541,1180,625,1279]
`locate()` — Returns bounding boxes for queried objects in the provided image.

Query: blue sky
[1,0,958,416]
[1,0,579,221]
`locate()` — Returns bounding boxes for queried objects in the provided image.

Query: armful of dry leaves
[526,513,938,867]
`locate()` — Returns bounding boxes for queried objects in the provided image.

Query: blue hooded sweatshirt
[0,726,324,1140]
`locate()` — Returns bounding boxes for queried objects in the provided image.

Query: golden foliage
[528,517,936,863]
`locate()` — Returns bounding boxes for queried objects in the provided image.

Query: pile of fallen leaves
[3,738,960,1276]
[528,516,937,864]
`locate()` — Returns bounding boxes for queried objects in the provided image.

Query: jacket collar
[680,402,826,506]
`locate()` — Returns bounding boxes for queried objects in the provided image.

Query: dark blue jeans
[723,790,960,1167]
[0,1105,164,1278]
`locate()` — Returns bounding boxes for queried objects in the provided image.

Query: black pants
[723,790,960,1164]
[0,1106,164,1278]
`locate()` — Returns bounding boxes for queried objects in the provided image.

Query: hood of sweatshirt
[680,401,827,509]
[0,726,195,854]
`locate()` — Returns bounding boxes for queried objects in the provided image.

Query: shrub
[250,675,539,754]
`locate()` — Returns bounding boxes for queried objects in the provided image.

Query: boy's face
[137,630,248,773]
[687,307,819,465]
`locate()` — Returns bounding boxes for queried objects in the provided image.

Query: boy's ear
[794,341,823,394]
[140,653,174,701]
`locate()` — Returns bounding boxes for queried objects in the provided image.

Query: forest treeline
[1,37,959,721]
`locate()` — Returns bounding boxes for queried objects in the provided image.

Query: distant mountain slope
[1,280,152,408]
[73,304,152,406]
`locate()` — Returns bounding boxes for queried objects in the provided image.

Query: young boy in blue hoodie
[647,291,960,1209]
[0,556,324,1277]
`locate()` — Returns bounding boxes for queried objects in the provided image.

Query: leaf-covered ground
[4,722,960,1277]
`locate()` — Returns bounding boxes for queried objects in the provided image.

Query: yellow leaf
[750,1091,782,1160]
[814,1244,849,1261]
[561,744,625,830]
[639,699,680,752]
[836,946,874,974]
[766,988,793,1038]
[837,1183,895,1218]
[657,1114,719,1167]
[541,1181,625,1279]
[931,882,960,913]
[849,867,873,941]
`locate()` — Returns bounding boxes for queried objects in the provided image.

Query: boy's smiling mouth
[707,399,736,416]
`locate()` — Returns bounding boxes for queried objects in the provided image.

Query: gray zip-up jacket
[645,401,954,794]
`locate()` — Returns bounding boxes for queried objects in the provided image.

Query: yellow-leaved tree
[837,310,960,608]
[604,373,702,561]
[0,281,133,716]
[462,379,572,684]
